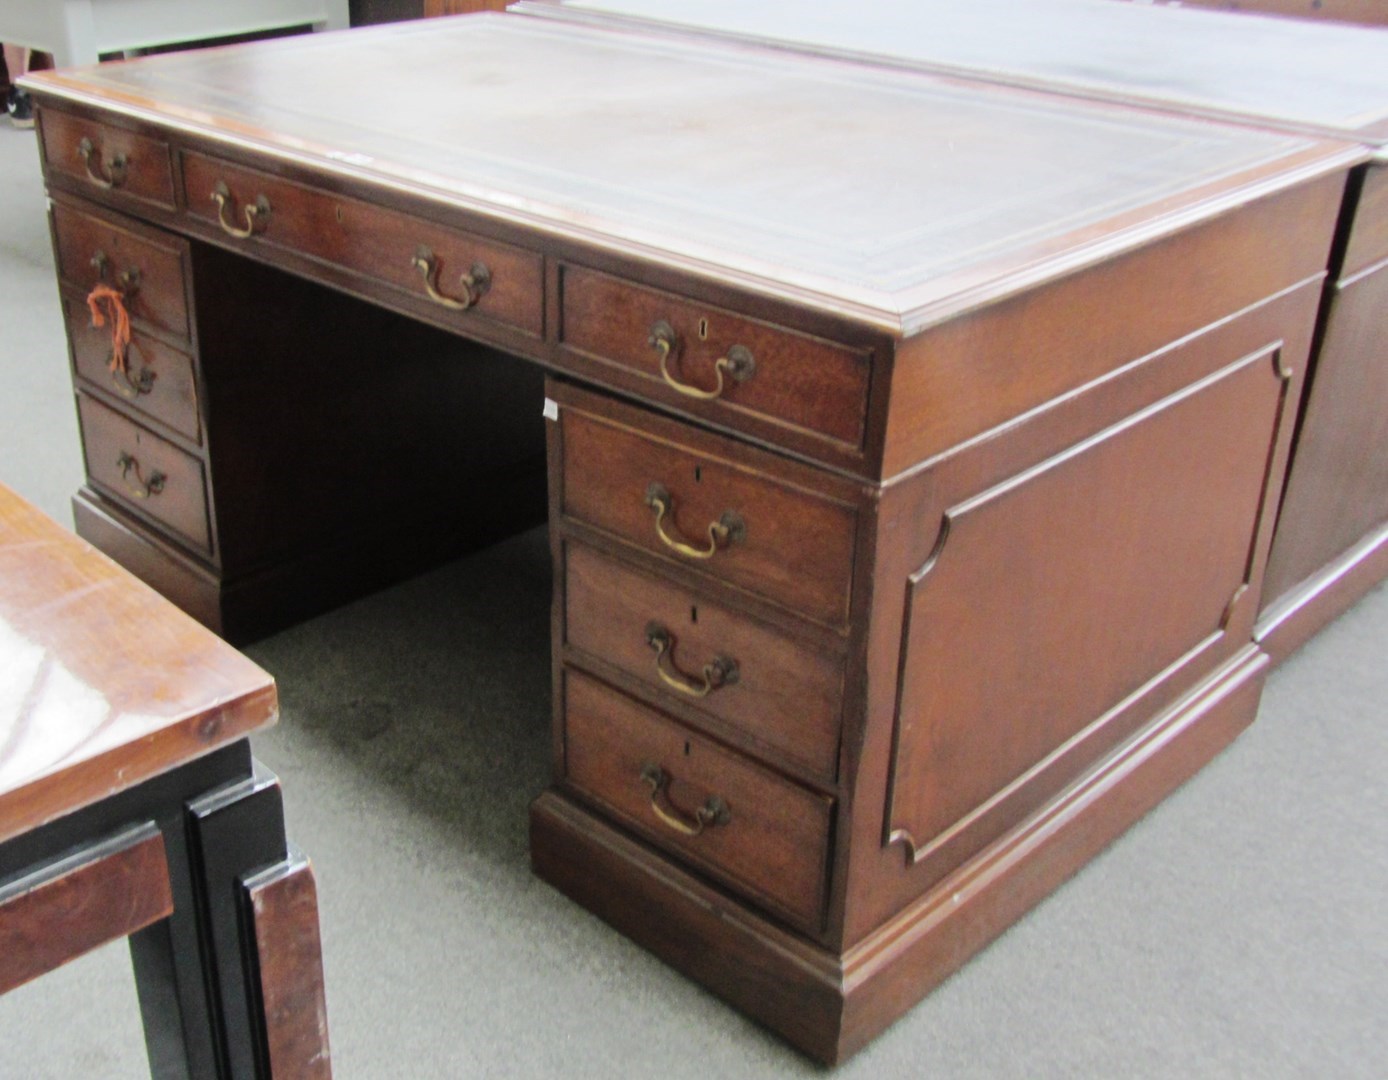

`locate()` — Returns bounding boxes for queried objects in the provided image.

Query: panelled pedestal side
[536,178,1338,1063]
[1256,160,1388,660]
[37,107,550,643]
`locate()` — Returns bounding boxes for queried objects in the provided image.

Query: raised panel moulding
[885,344,1289,871]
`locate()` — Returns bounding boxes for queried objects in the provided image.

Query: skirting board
[1257,522,1388,667]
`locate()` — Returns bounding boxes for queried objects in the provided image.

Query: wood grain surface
[0,825,172,995]
[0,482,276,844]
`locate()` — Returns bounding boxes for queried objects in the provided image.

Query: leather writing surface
[28,16,1353,331]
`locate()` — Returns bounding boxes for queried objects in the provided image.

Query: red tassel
[87,283,133,378]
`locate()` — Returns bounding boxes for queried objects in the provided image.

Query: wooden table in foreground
[0,482,330,1079]
[519,0,1388,667]
[20,15,1364,1062]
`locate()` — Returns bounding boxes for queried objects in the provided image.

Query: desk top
[0,484,276,844]
[24,15,1359,332]
[519,0,1388,148]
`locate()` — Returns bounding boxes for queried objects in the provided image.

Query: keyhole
[694,466,702,484]
[697,318,709,340]
[684,741,691,757]
[335,206,344,224]
[690,605,699,624]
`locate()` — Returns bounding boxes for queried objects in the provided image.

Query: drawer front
[565,542,843,782]
[51,201,191,343]
[559,406,857,626]
[39,110,176,210]
[563,670,832,930]
[78,395,211,555]
[559,266,872,450]
[180,152,544,337]
[64,297,201,444]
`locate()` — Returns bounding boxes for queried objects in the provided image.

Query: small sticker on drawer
[543,397,559,422]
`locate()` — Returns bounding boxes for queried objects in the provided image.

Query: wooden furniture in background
[0,0,349,69]
[424,0,510,14]
[0,0,365,122]
[19,15,1363,1063]
[1136,1,1388,28]
[519,0,1388,664]
[0,482,331,1079]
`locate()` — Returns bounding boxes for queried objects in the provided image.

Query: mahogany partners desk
[21,16,1364,1062]
[521,0,1388,666]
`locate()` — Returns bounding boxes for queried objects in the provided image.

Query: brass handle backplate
[77,137,128,190]
[643,483,745,560]
[116,452,166,499]
[645,622,738,699]
[639,762,731,838]
[212,181,271,239]
[411,246,490,310]
[648,320,756,400]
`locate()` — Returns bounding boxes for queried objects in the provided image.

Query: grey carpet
[1,114,1385,1079]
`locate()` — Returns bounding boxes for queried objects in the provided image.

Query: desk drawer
[180,152,544,337]
[39,111,176,210]
[558,403,857,627]
[565,542,843,783]
[64,297,201,444]
[559,266,871,450]
[563,669,832,931]
[78,395,211,555]
[51,201,191,343]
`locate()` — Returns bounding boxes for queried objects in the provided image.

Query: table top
[518,0,1388,148]
[0,484,276,844]
[23,14,1360,333]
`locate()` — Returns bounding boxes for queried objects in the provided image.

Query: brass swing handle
[648,320,756,401]
[89,251,141,295]
[645,622,739,699]
[116,452,166,499]
[112,364,156,399]
[643,482,745,560]
[77,137,128,190]
[639,763,731,838]
[411,247,491,310]
[211,181,272,239]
